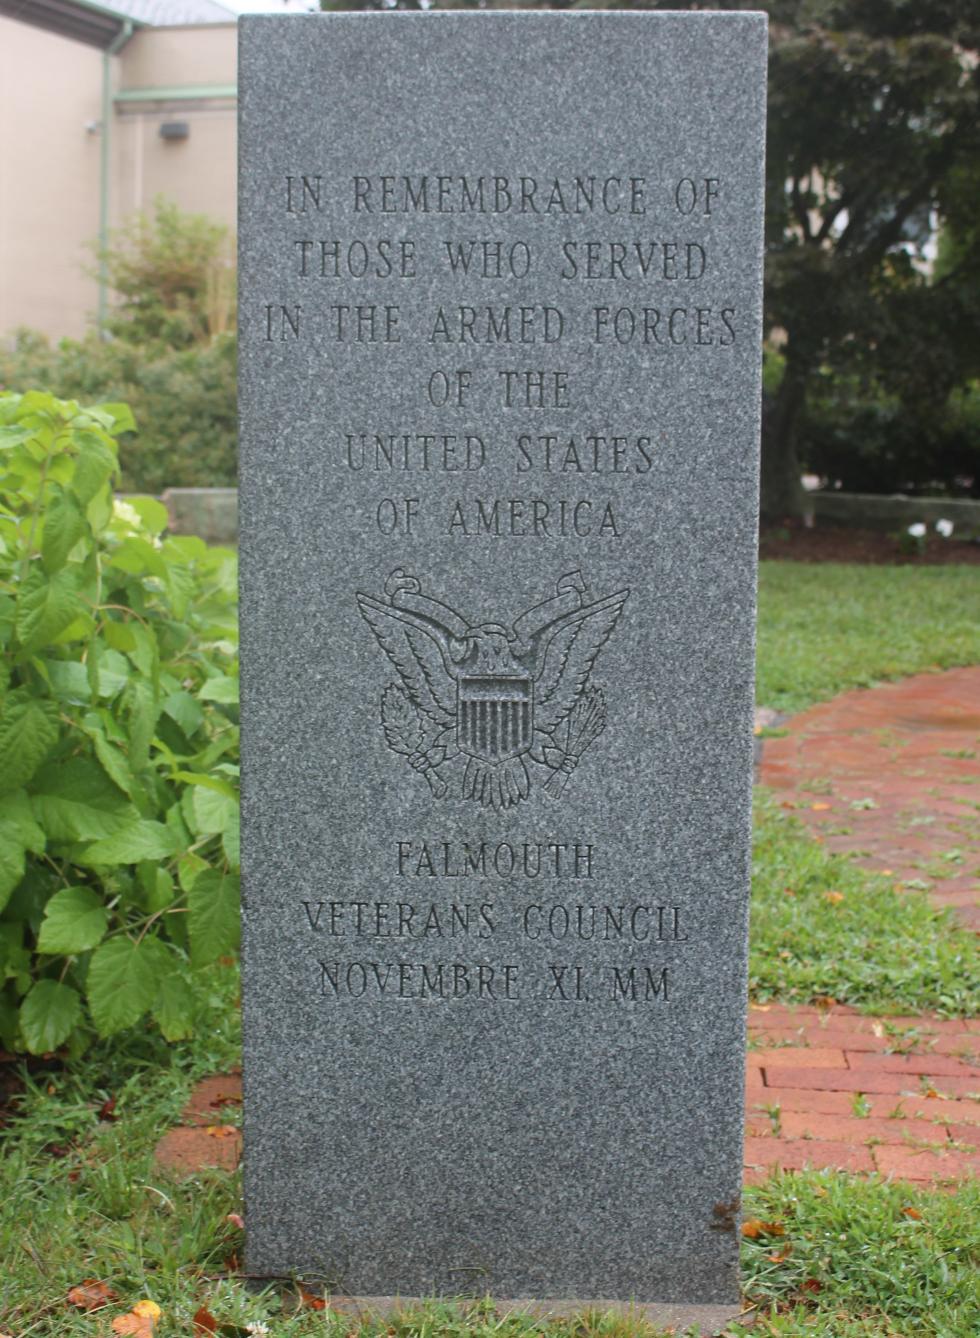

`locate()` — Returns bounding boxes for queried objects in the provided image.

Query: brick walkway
[156,1016,979,1188]
[746,1004,978,1185]
[760,666,980,930]
[156,670,980,1190]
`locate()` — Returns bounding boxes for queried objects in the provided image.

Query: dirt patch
[760,522,980,565]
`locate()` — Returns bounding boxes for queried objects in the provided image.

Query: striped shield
[457,676,533,763]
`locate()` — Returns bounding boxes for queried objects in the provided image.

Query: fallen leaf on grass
[210,1092,243,1110]
[68,1280,118,1311]
[193,1307,218,1334]
[205,1125,238,1139]
[814,995,837,1010]
[742,1219,786,1239]
[800,1279,822,1294]
[99,1096,118,1121]
[768,1246,793,1263]
[902,1206,923,1219]
[823,890,845,905]
[111,1299,161,1335]
[299,1287,327,1311]
[226,1212,245,1230]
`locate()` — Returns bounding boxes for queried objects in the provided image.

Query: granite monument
[239,11,767,1327]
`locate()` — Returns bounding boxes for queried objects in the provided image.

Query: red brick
[744,1135,874,1174]
[932,1035,979,1057]
[844,1053,978,1077]
[745,1115,775,1137]
[779,1111,948,1146]
[947,1124,979,1149]
[799,1029,890,1052]
[873,1146,978,1182]
[747,1005,844,1027]
[917,1076,980,1097]
[154,1126,241,1178]
[761,1069,920,1095]
[861,1094,978,1124]
[745,1065,766,1095]
[747,1028,806,1045]
[749,1047,847,1070]
[751,1087,857,1116]
[181,1073,243,1127]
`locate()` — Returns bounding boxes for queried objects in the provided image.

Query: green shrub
[0,390,239,1056]
[0,330,237,493]
[95,197,235,351]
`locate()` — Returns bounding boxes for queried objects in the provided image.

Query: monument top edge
[238,9,768,23]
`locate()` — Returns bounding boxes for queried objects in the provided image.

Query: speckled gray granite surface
[238,11,766,1315]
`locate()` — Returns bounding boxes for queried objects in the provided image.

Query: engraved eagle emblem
[356,568,629,809]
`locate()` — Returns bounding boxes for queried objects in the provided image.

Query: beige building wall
[0,17,237,343]
[0,16,105,340]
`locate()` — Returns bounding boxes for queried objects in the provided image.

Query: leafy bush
[95,197,235,351]
[0,390,239,1056]
[0,330,237,493]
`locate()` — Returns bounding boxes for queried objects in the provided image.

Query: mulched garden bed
[760,521,980,565]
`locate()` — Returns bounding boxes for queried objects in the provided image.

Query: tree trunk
[760,357,809,521]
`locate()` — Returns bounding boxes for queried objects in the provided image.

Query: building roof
[0,0,235,48]
[99,0,235,25]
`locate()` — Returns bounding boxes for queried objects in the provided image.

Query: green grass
[1,1033,977,1338]
[749,791,977,1015]
[734,1172,980,1337]
[756,562,980,713]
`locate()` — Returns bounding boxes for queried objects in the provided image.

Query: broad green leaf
[187,869,240,967]
[0,834,27,916]
[163,690,204,738]
[107,536,167,579]
[96,402,136,435]
[222,810,240,869]
[162,535,207,563]
[86,936,171,1036]
[30,758,136,842]
[0,790,46,852]
[198,675,239,704]
[152,970,196,1042]
[177,851,209,893]
[124,677,159,772]
[126,624,159,684]
[41,484,86,573]
[89,729,137,799]
[70,434,117,507]
[0,425,34,450]
[36,886,109,955]
[0,791,45,912]
[172,770,237,798]
[79,819,180,866]
[43,658,128,703]
[192,786,237,836]
[15,567,86,652]
[124,495,169,536]
[103,620,138,653]
[20,979,82,1054]
[0,691,58,792]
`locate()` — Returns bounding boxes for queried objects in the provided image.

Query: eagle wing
[356,594,457,727]
[534,589,629,733]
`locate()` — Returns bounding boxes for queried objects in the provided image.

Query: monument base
[308,1295,750,1337]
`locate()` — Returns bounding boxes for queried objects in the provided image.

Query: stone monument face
[239,11,766,1319]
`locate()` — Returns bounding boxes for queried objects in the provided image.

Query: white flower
[246,1325,270,1337]
[907,523,926,538]
[112,498,141,528]
[935,518,954,538]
